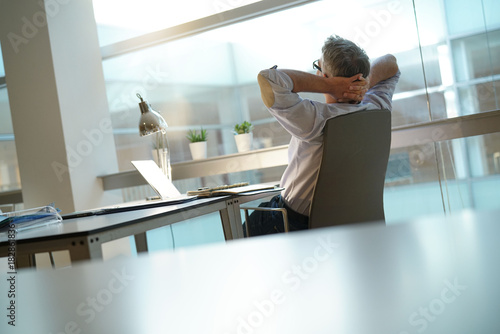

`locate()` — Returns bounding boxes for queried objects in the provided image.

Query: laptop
[62,161,196,219]
[131,160,181,199]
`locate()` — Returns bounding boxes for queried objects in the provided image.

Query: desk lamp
[137,93,171,180]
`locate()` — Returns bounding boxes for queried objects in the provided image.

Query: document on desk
[187,184,281,197]
[0,205,62,232]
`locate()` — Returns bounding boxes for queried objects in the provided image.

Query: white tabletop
[3,208,500,333]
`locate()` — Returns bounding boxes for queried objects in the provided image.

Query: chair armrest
[240,206,289,235]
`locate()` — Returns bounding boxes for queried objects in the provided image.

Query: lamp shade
[137,93,168,136]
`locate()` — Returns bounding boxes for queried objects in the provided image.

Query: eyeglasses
[312,59,322,73]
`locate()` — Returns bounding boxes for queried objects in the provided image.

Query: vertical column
[0,0,121,213]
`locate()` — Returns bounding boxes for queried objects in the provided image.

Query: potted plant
[234,121,253,153]
[187,127,208,160]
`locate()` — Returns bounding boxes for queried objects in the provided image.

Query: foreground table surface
[2,209,500,333]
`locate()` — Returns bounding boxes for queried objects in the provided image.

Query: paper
[187,184,278,197]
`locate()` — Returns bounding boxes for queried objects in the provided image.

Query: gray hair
[321,35,370,78]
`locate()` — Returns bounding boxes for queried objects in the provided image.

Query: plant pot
[234,133,253,153]
[189,141,207,160]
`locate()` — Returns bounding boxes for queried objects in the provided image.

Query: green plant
[234,121,253,135]
[186,128,207,143]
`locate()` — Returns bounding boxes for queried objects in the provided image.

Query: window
[92,0,263,46]
[98,0,500,220]
[0,42,4,77]
[1,0,499,224]
[0,42,20,192]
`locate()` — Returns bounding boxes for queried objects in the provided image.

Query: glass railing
[385,131,500,223]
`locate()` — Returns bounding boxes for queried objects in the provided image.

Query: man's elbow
[384,54,399,76]
[257,73,275,108]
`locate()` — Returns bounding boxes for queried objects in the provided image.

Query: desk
[3,209,500,333]
[0,189,279,268]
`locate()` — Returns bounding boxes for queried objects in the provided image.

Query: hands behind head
[327,74,369,104]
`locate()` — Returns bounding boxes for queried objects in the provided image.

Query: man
[246,35,400,236]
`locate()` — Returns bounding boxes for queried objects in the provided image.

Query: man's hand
[281,69,368,104]
[331,74,369,103]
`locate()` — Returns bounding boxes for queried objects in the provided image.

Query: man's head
[320,35,370,78]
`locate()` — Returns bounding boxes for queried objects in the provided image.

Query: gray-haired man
[246,35,400,236]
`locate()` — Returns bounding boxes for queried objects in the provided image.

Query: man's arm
[279,70,366,102]
[367,54,399,89]
[257,69,364,107]
[282,54,399,94]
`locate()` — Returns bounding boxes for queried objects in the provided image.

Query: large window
[1,0,499,225]
[98,0,500,220]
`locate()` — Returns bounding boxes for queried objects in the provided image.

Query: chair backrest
[308,109,391,229]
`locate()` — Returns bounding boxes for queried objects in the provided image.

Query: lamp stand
[155,131,172,181]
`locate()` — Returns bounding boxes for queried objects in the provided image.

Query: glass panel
[452,30,500,82]
[384,143,446,223]
[92,0,263,46]
[391,47,430,127]
[0,89,13,135]
[384,132,500,223]
[444,0,500,36]
[435,133,500,212]
[0,42,4,77]
[413,2,455,122]
[145,212,226,252]
[0,41,20,192]
[482,133,500,176]
[451,29,500,114]
[0,87,19,192]
[457,80,500,116]
[483,0,500,30]
[416,1,500,120]
[171,212,225,248]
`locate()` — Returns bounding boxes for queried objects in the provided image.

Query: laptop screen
[131,160,181,199]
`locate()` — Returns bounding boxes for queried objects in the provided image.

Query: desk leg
[69,247,91,263]
[69,237,102,263]
[49,252,56,268]
[16,253,35,269]
[229,198,245,239]
[220,202,234,241]
[134,233,149,253]
[220,199,245,240]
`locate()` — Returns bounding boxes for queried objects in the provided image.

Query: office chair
[242,109,391,235]
[309,109,391,228]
